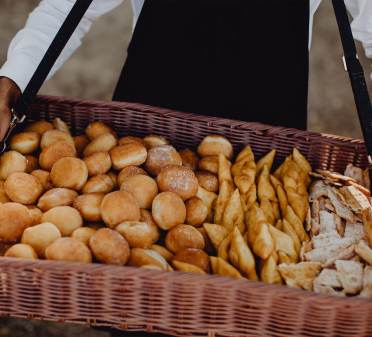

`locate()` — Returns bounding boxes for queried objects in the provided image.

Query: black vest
[114,0,310,130]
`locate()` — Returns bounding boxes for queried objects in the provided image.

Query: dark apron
[113,0,310,129]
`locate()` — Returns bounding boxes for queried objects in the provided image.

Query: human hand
[0,77,21,141]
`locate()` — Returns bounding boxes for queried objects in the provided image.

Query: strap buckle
[0,108,26,153]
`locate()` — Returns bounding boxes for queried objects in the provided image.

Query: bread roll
[116,221,159,248]
[117,166,147,186]
[198,156,219,174]
[10,132,40,154]
[100,191,140,228]
[173,248,210,273]
[5,243,38,260]
[195,171,219,193]
[21,222,61,257]
[185,197,208,227]
[45,237,92,263]
[197,135,233,159]
[85,121,115,140]
[0,181,10,203]
[120,175,158,209]
[39,141,77,171]
[107,171,118,189]
[83,152,112,176]
[25,120,53,135]
[150,244,174,262]
[140,209,157,227]
[110,143,147,170]
[71,227,97,245]
[82,174,114,194]
[73,193,104,222]
[89,228,130,265]
[37,188,78,211]
[0,151,27,180]
[53,117,70,134]
[4,172,43,204]
[179,149,199,171]
[31,170,53,191]
[74,135,90,156]
[143,135,169,149]
[129,248,169,270]
[145,145,182,176]
[41,206,83,236]
[50,157,88,190]
[157,165,198,200]
[25,155,39,173]
[83,133,117,157]
[118,136,145,146]
[152,192,186,230]
[40,129,74,149]
[197,227,215,256]
[0,203,33,242]
[165,224,205,253]
[26,205,43,226]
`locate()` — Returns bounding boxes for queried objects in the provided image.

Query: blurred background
[0,1,372,336]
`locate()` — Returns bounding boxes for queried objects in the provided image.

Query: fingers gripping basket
[0,95,371,337]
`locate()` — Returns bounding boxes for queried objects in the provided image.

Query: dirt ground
[0,1,372,336]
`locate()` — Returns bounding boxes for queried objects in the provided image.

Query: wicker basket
[0,95,371,337]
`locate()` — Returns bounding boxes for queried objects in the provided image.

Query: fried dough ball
[129,248,169,270]
[165,224,205,253]
[4,172,43,204]
[83,152,112,176]
[0,203,33,242]
[197,135,233,159]
[73,135,90,156]
[117,166,148,186]
[39,141,77,171]
[73,193,104,222]
[82,174,114,194]
[25,120,54,135]
[85,121,115,141]
[179,149,199,171]
[100,191,140,228]
[50,157,88,190]
[21,222,61,257]
[157,165,198,200]
[83,133,117,157]
[5,243,38,260]
[37,188,78,212]
[45,237,92,263]
[40,129,74,149]
[110,143,148,170]
[10,132,40,154]
[120,175,158,209]
[185,197,208,227]
[27,205,43,226]
[173,248,210,273]
[196,171,219,193]
[0,151,27,180]
[0,181,10,203]
[145,145,182,176]
[71,227,97,246]
[118,136,145,146]
[41,206,83,236]
[31,170,53,191]
[116,221,159,248]
[198,156,219,174]
[143,135,169,149]
[152,192,186,230]
[89,228,130,265]
[25,155,39,173]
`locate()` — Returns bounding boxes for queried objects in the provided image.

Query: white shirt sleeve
[0,0,124,92]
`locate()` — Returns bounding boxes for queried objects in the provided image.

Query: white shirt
[1,0,372,92]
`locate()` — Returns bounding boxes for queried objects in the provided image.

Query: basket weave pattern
[0,95,370,337]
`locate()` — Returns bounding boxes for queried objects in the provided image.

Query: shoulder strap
[332,0,372,165]
[13,0,94,116]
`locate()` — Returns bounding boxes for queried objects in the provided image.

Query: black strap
[13,0,94,116]
[332,0,372,164]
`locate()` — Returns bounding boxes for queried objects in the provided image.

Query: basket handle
[332,0,372,166]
